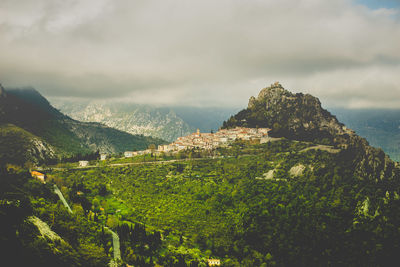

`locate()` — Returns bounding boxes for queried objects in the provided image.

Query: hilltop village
[124,127,271,157]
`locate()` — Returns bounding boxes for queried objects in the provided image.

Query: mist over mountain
[50,99,238,141]
[0,86,164,164]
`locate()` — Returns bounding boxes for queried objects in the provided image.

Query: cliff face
[223,82,399,181]
[50,100,195,142]
[224,82,347,144]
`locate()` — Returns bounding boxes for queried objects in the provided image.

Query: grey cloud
[0,0,400,108]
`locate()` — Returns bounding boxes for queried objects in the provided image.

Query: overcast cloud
[0,0,399,108]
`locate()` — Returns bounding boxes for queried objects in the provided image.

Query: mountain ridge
[223,82,398,182]
[0,86,165,164]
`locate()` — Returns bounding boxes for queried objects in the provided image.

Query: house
[207,259,221,266]
[258,128,271,136]
[31,171,45,183]
[79,160,89,167]
[124,151,134,157]
[100,154,107,160]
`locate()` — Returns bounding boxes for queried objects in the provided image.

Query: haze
[1,0,399,108]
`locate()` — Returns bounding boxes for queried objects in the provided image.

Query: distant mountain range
[50,99,238,142]
[0,85,165,165]
[50,93,400,162]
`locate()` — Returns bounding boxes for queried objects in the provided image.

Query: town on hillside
[124,127,271,157]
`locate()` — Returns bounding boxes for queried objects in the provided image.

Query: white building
[79,161,89,167]
[100,154,107,160]
[124,151,134,157]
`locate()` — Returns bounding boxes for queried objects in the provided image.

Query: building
[124,151,134,157]
[100,154,107,160]
[162,127,271,152]
[208,259,221,266]
[79,161,89,167]
[31,171,45,183]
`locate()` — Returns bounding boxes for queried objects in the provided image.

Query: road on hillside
[105,227,121,261]
[53,183,121,265]
[43,156,228,171]
[53,184,73,213]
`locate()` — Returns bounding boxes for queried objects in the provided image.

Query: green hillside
[2,83,400,266]
[0,85,166,165]
[48,138,400,266]
[0,124,55,165]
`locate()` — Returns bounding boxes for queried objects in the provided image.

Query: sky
[0,0,400,109]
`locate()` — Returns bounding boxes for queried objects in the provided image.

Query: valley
[2,83,400,266]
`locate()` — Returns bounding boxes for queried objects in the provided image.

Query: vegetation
[47,139,400,266]
[0,166,109,266]
[2,84,400,266]
[0,88,166,166]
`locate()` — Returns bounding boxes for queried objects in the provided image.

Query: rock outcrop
[223,82,399,182]
[224,82,347,144]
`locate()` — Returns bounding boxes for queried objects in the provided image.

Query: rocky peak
[226,83,348,144]
[224,83,399,182]
[256,81,287,99]
[248,82,286,109]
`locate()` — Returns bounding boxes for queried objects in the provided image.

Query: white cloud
[0,0,399,108]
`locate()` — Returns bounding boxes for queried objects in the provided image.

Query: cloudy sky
[0,0,399,108]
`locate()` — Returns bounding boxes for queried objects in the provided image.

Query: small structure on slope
[79,160,89,167]
[31,171,45,183]
[208,259,221,266]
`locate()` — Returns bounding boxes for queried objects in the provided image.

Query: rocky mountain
[0,85,165,164]
[0,123,56,165]
[51,100,195,142]
[223,82,348,144]
[223,82,397,181]
[51,99,239,142]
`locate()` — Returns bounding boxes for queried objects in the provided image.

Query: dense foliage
[0,166,110,266]
[50,139,400,266]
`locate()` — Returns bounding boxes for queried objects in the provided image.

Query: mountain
[223,82,347,144]
[50,99,238,142]
[331,108,400,162]
[223,82,396,181]
[50,100,195,142]
[0,85,165,164]
[3,83,400,266]
[46,84,400,266]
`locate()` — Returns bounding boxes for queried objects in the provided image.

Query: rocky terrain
[223,82,398,182]
[51,100,238,142]
[0,86,165,164]
[51,100,194,142]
